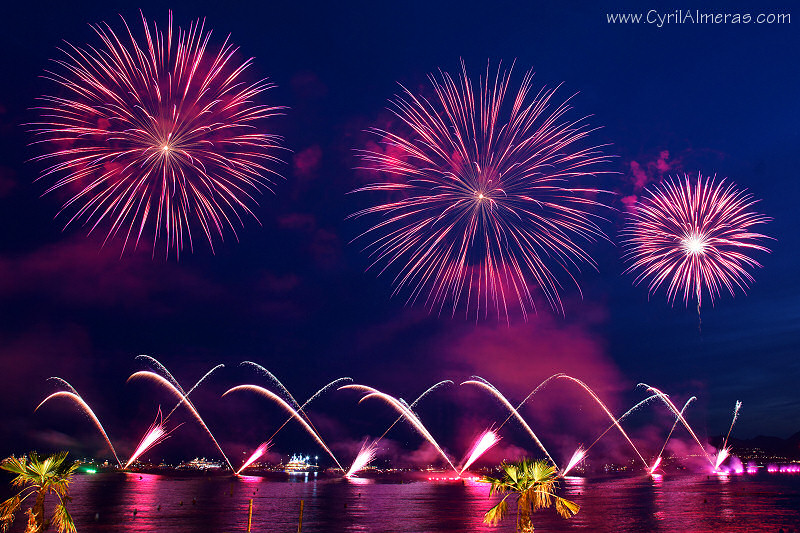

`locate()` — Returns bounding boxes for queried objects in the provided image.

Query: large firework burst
[350,62,612,320]
[622,174,771,308]
[31,11,285,256]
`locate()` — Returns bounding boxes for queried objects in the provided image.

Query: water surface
[5,472,800,532]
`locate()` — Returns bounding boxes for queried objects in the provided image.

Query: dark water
[5,472,800,532]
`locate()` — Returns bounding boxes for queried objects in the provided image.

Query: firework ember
[346,440,379,478]
[715,447,731,471]
[125,408,173,468]
[561,447,586,476]
[351,61,611,320]
[460,429,499,474]
[31,11,285,256]
[649,456,663,476]
[623,174,770,309]
[237,441,271,475]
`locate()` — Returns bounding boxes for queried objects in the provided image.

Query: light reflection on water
[4,473,799,532]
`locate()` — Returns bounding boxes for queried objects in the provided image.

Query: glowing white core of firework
[561,447,586,476]
[715,447,730,470]
[682,233,707,255]
[649,456,663,475]
[237,442,270,474]
[126,424,166,468]
[460,430,499,474]
[346,441,378,478]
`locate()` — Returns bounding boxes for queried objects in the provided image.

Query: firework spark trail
[346,440,379,478]
[656,396,697,460]
[237,378,351,476]
[124,408,174,468]
[350,61,612,321]
[561,447,586,477]
[223,385,344,470]
[623,174,771,312]
[553,375,650,470]
[252,377,353,448]
[492,373,565,431]
[342,384,457,473]
[378,381,453,441]
[583,394,662,454]
[460,378,555,465]
[31,11,285,256]
[337,381,451,474]
[46,377,79,395]
[240,362,336,443]
[459,429,500,474]
[165,364,224,419]
[128,371,233,470]
[36,389,121,467]
[136,356,185,394]
[639,384,714,466]
[240,362,302,410]
[723,400,743,448]
[236,441,271,475]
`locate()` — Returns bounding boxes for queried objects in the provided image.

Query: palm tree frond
[52,503,77,533]
[555,496,580,519]
[0,495,20,529]
[483,497,508,526]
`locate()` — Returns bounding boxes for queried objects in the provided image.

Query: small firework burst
[623,173,771,308]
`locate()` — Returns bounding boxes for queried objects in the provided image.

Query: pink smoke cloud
[293,145,323,181]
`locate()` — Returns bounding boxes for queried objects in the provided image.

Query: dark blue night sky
[0,1,797,464]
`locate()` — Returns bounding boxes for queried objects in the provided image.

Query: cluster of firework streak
[30,12,771,320]
[37,357,742,479]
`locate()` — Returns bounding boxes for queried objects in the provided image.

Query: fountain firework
[712,401,743,472]
[460,429,500,474]
[639,384,715,467]
[342,384,458,473]
[237,442,271,475]
[128,370,233,470]
[36,381,122,467]
[649,456,663,476]
[714,448,731,471]
[223,384,344,470]
[125,408,174,468]
[460,378,555,465]
[561,447,586,477]
[237,376,352,472]
[346,440,379,478]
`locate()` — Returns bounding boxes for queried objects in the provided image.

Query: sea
[3,471,800,532]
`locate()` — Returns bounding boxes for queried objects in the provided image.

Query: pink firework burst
[350,62,612,320]
[623,174,771,308]
[31,11,285,256]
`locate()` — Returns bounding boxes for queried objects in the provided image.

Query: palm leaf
[52,503,77,533]
[483,497,508,526]
[0,495,20,531]
[555,497,580,519]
